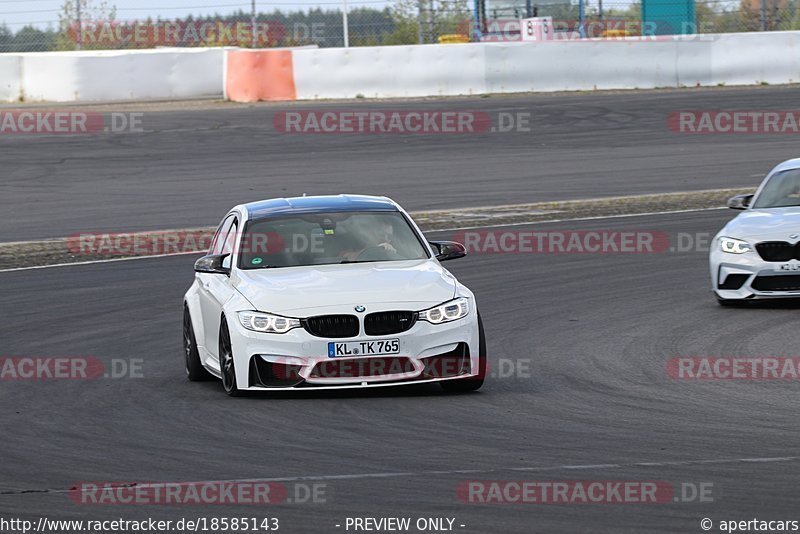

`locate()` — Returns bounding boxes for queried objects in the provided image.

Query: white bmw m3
[183,194,486,396]
[711,158,800,305]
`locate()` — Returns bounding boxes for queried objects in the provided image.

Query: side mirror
[727,194,753,210]
[430,241,467,262]
[194,253,231,275]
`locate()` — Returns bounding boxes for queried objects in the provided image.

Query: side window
[210,215,235,255]
[221,220,238,256]
[221,220,238,269]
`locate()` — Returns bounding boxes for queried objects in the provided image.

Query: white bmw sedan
[711,158,800,305]
[183,194,485,396]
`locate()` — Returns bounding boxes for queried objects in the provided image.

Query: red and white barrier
[224,31,800,102]
[0,30,797,103]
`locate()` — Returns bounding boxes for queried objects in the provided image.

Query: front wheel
[184,306,212,381]
[441,312,486,393]
[218,319,242,396]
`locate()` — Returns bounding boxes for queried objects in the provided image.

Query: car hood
[721,207,800,241]
[233,259,457,316]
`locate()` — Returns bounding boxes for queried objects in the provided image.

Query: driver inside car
[340,220,397,262]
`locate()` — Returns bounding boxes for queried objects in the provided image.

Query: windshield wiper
[340,259,381,264]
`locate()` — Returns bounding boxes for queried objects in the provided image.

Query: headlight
[238,311,301,334]
[719,237,752,254]
[418,297,470,324]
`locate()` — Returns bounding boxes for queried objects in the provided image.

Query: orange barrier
[225,49,296,102]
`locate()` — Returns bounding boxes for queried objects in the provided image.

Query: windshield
[752,169,800,208]
[238,211,429,269]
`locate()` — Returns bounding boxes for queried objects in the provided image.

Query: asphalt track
[3,85,800,241]
[3,209,800,533]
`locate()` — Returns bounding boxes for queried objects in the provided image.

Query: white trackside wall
[290,31,800,100]
[0,31,799,102]
[481,40,681,92]
[291,44,488,99]
[2,48,225,102]
[700,31,800,86]
[0,55,21,101]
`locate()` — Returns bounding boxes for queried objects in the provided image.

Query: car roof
[243,194,398,219]
[771,158,800,174]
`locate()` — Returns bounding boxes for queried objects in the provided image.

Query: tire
[184,306,212,381]
[218,318,242,397]
[441,312,486,393]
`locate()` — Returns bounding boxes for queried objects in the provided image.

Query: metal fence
[0,0,797,52]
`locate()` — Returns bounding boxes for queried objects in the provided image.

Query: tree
[11,26,57,52]
[56,0,118,50]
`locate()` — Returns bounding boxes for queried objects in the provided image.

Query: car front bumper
[710,248,800,300]
[226,307,482,390]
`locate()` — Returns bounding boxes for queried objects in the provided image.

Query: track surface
[3,210,800,532]
[2,86,800,241]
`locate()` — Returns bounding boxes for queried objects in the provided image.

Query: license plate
[328,339,399,358]
[776,263,800,272]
